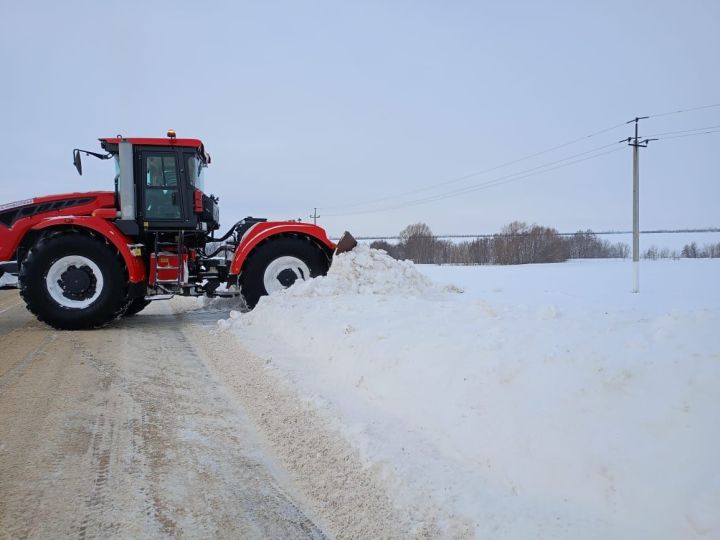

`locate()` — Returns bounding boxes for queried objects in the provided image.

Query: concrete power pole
[624,117,656,293]
[309,207,320,225]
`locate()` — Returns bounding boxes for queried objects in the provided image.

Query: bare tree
[492,222,568,265]
[369,240,402,259]
[705,242,720,258]
[399,223,437,263]
[567,230,628,259]
[377,222,638,265]
[681,242,699,258]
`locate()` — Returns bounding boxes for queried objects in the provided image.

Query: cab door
[136,147,195,229]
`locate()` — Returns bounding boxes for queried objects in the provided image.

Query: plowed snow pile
[218,254,720,539]
[282,244,458,297]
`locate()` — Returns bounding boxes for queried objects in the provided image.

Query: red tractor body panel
[0,191,146,283]
[30,217,146,283]
[1,191,113,260]
[229,221,336,276]
[99,137,211,163]
[99,137,204,148]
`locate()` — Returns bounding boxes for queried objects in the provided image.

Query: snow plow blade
[335,231,358,254]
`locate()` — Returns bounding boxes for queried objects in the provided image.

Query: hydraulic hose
[212,221,243,243]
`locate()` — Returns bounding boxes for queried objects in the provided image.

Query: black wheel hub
[58,265,97,300]
[277,268,300,287]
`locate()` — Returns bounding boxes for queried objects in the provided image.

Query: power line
[320,101,720,217]
[648,102,720,119]
[326,146,624,216]
[390,145,623,208]
[645,124,720,137]
[319,120,628,212]
[325,143,624,217]
[656,129,720,141]
[344,125,719,220]
[395,146,625,209]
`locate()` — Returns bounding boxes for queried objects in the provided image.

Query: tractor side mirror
[73,150,83,176]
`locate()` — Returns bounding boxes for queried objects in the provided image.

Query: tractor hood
[0,191,116,229]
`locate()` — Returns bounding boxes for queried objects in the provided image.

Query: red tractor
[0,131,355,329]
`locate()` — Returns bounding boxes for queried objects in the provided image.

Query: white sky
[1,1,718,237]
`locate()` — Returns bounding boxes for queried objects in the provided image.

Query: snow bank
[218,254,720,539]
[280,244,459,298]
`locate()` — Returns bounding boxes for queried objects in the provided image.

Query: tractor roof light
[167,129,177,139]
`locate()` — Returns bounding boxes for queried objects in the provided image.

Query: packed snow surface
[219,248,720,539]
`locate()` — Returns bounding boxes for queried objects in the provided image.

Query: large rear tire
[19,232,129,330]
[240,236,329,308]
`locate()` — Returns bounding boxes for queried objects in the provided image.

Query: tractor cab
[75,131,219,239]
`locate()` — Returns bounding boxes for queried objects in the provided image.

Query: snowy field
[218,250,720,538]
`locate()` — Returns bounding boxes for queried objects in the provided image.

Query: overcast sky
[1,1,718,237]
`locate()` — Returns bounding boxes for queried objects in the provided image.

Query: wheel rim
[263,256,311,294]
[45,255,104,309]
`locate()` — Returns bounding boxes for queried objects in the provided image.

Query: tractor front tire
[19,232,129,330]
[240,236,329,308]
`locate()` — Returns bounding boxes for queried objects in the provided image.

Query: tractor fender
[229,221,335,276]
[30,216,146,283]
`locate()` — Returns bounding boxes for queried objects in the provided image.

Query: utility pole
[309,207,320,225]
[623,117,656,293]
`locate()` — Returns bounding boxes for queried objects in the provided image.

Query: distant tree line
[643,242,720,260]
[370,222,629,265]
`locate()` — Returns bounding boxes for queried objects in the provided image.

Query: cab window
[144,154,181,220]
[185,155,205,192]
[146,155,177,187]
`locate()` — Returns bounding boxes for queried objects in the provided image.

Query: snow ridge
[281,244,459,298]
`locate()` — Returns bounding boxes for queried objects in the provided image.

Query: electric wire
[368,129,720,215]
[325,144,625,217]
[320,101,720,217]
[648,102,720,119]
[318,120,628,212]
[404,126,720,208]
[384,147,625,211]
[645,124,720,137]
[655,129,720,141]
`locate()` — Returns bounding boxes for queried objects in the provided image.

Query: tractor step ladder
[150,230,185,297]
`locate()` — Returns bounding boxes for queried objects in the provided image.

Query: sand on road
[0,290,324,539]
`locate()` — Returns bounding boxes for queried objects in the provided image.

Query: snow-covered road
[0,294,330,538]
